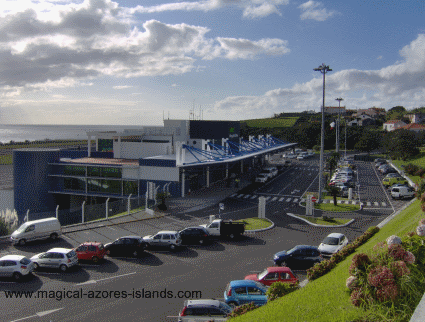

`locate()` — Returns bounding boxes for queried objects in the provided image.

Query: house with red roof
[383,120,407,131]
[397,123,425,132]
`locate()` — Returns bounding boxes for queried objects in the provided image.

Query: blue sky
[1,0,425,125]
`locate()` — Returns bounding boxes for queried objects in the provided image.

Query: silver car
[31,248,78,272]
[0,255,34,281]
[143,231,182,251]
[178,299,232,322]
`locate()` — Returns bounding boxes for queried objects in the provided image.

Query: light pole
[335,97,344,153]
[314,63,332,203]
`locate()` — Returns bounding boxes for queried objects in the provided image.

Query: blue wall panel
[14,149,60,221]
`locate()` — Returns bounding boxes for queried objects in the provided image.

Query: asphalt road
[0,158,410,322]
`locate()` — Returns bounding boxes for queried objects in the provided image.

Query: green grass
[235,218,273,230]
[85,207,146,223]
[314,202,360,212]
[243,117,298,128]
[231,199,423,322]
[0,155,12,165]
[391,154,425,183]
[296,215,352,226]
[0,140,88,150]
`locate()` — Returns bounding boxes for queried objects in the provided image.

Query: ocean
[0,124,146,144]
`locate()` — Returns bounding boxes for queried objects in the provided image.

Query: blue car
[224,280,268,307]
[273,245,322,269]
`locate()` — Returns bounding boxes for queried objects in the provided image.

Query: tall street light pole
[335,97,344,153]
[314,63,332,203]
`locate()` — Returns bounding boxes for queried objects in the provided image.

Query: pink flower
[390,261,410,277]
[367,266,395,287]
[350,289,363,307]
[419,218,425,226]
[416,225,425,237]
[346,276,359,290]
[388,244,406,261]
[376,284,398,302]
[386,235,402,246]
[349,253,371,274]
[404,251,416,264]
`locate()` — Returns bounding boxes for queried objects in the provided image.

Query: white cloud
[377,56,383,59]
[0,0,290,97]
[113,85,133,89]
[298,1,336,21]
[213,34,425,118]
[129,0,289,19]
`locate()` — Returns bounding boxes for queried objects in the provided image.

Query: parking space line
[251,195,258,199]
[244,195,251,199]
[286,198,291,202]
[367,202,371,206]
[271,197,278,201]
[374,202,379,206]
[237,194,244,198]
[293,198,298,203]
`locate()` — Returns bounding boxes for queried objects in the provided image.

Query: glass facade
[64,165,86,176]
[123,181,138,195]
[64,178,86,192]
[87,166,121,178]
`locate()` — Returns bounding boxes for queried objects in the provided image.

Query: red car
[244,267,298,286]
[74,242,106,263]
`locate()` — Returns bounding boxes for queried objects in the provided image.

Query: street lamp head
[313,63,332,73]
[335,97,344,102]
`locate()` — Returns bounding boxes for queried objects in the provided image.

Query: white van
[391,186,415,200]
[11,218,62,246]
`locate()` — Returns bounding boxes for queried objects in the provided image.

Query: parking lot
[0,156,412,322]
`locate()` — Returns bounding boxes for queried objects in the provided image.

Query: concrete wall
[139,166,179,181]
[114,141,171,159]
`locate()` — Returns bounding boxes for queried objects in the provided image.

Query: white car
[391,186,415,200]
[318,233,349,257]
[262,167,278,178]
[0,255,34,281]
[255,173,269,183]
[286,153,297,159]
[31,248,78,272]
[143,231,182,251]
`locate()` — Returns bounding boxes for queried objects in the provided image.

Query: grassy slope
[243,117,298,128]
[231,199,422,322]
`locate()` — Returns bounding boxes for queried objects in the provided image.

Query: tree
[382,129,419,160]
[327,186,340,205]
[156,192,170,211]
[327,152,340,174]
[354,130,381,153]
[386,106,407,122]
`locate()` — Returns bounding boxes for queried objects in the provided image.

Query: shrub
[228,302,259,318]
[0,209,18,236]
[266,281,299,301]
[0,219,8,237]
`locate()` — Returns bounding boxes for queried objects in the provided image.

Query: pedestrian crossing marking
[237,194,244,198]
[251,195,257,199]
[265,196,271,200]
[293,198,298,203]
[382,202,386,206]
[230,193,237,197]
[272,197,278,201]
[279,197,285,201]
[374,202,379,206]
[286,198,291,202]
[367,202,371,206]
[244,195,251,199]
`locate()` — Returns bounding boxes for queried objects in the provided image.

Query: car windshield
[98,244,104,250]
[66,250,77,258]
[15,224,27,233]
[287,246,299,254]
[20,257,31,265]
[253,281,267,292]
[219,302,233,314]
[258,269,269,280]
[322,237,339,245]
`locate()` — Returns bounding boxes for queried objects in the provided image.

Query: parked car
[178,299,232,322]
[10,217,61,246]
[382,167,398,175]
[273,245,322,269]
[383,176,407,188]
[262,167,278,178]
[389,183,409,190]
[378,164,391,172]
[74,242,106,263]
[255,173,269,183]
[0,255,34,281]
[178,227,211,245]
[200,219,245,239]
[31,248,78,272]
[374,158,386,163]
[244,266,298,286]
[375,161,387,168]
[224,280,268,307]
[104,236,148,257]
[384,173,402,179]
[286,153,297,159]
[142,231,182,251]
[318,233,349,258]
[391,186,415,200]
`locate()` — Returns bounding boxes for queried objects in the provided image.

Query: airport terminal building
[14,120,296,219]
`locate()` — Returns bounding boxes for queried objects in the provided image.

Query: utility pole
[313,63,332,203]
[335,97,344,153]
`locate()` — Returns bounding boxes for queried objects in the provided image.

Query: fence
[22,196,151,226]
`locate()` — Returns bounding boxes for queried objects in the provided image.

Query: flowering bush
[416,225,425,237]
[346,276,359,290]
[404,251,415,264]
[386,235,402,245]
[367,266,395,287]
[419,218,425,226]
[266,281,298,301]
[375,283,398,302]
[388,244,407,261]
[228,302,258,318]
[390,260,410,278]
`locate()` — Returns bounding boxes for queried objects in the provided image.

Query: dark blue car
[273,245,322,269]
[224,280,268,307]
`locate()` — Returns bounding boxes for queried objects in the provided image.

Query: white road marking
[293,198,298,203]
[76,272,137,286]
[237,194,244,198]
[367,202,371,206]
[230,193,237,197]
[251,195,257,199]
[374,202,379,206]
[244,195,251,199]
[279,197,285,201]
[272,197,278,201]
[11,308,64,322]
[286,198,291,202]
[382,202,387,207]
[106,226,116,230]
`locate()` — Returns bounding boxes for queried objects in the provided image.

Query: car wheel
[12,272,22,281]
[92,256,99,263]
[229,234,235,239]
[280,261,287,267]
[18,239,26,246]
[170,244,176,251]
[50,233,58,240]
[199,239,204,245]
[133,250,139,257]
[60,264,68,272]
[228,302,238,308]
[33,262,39,270]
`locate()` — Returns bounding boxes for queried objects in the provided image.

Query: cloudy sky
[1,0,425,125]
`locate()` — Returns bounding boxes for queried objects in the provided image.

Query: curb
[286,213,355,227]
[377,198,416,229]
